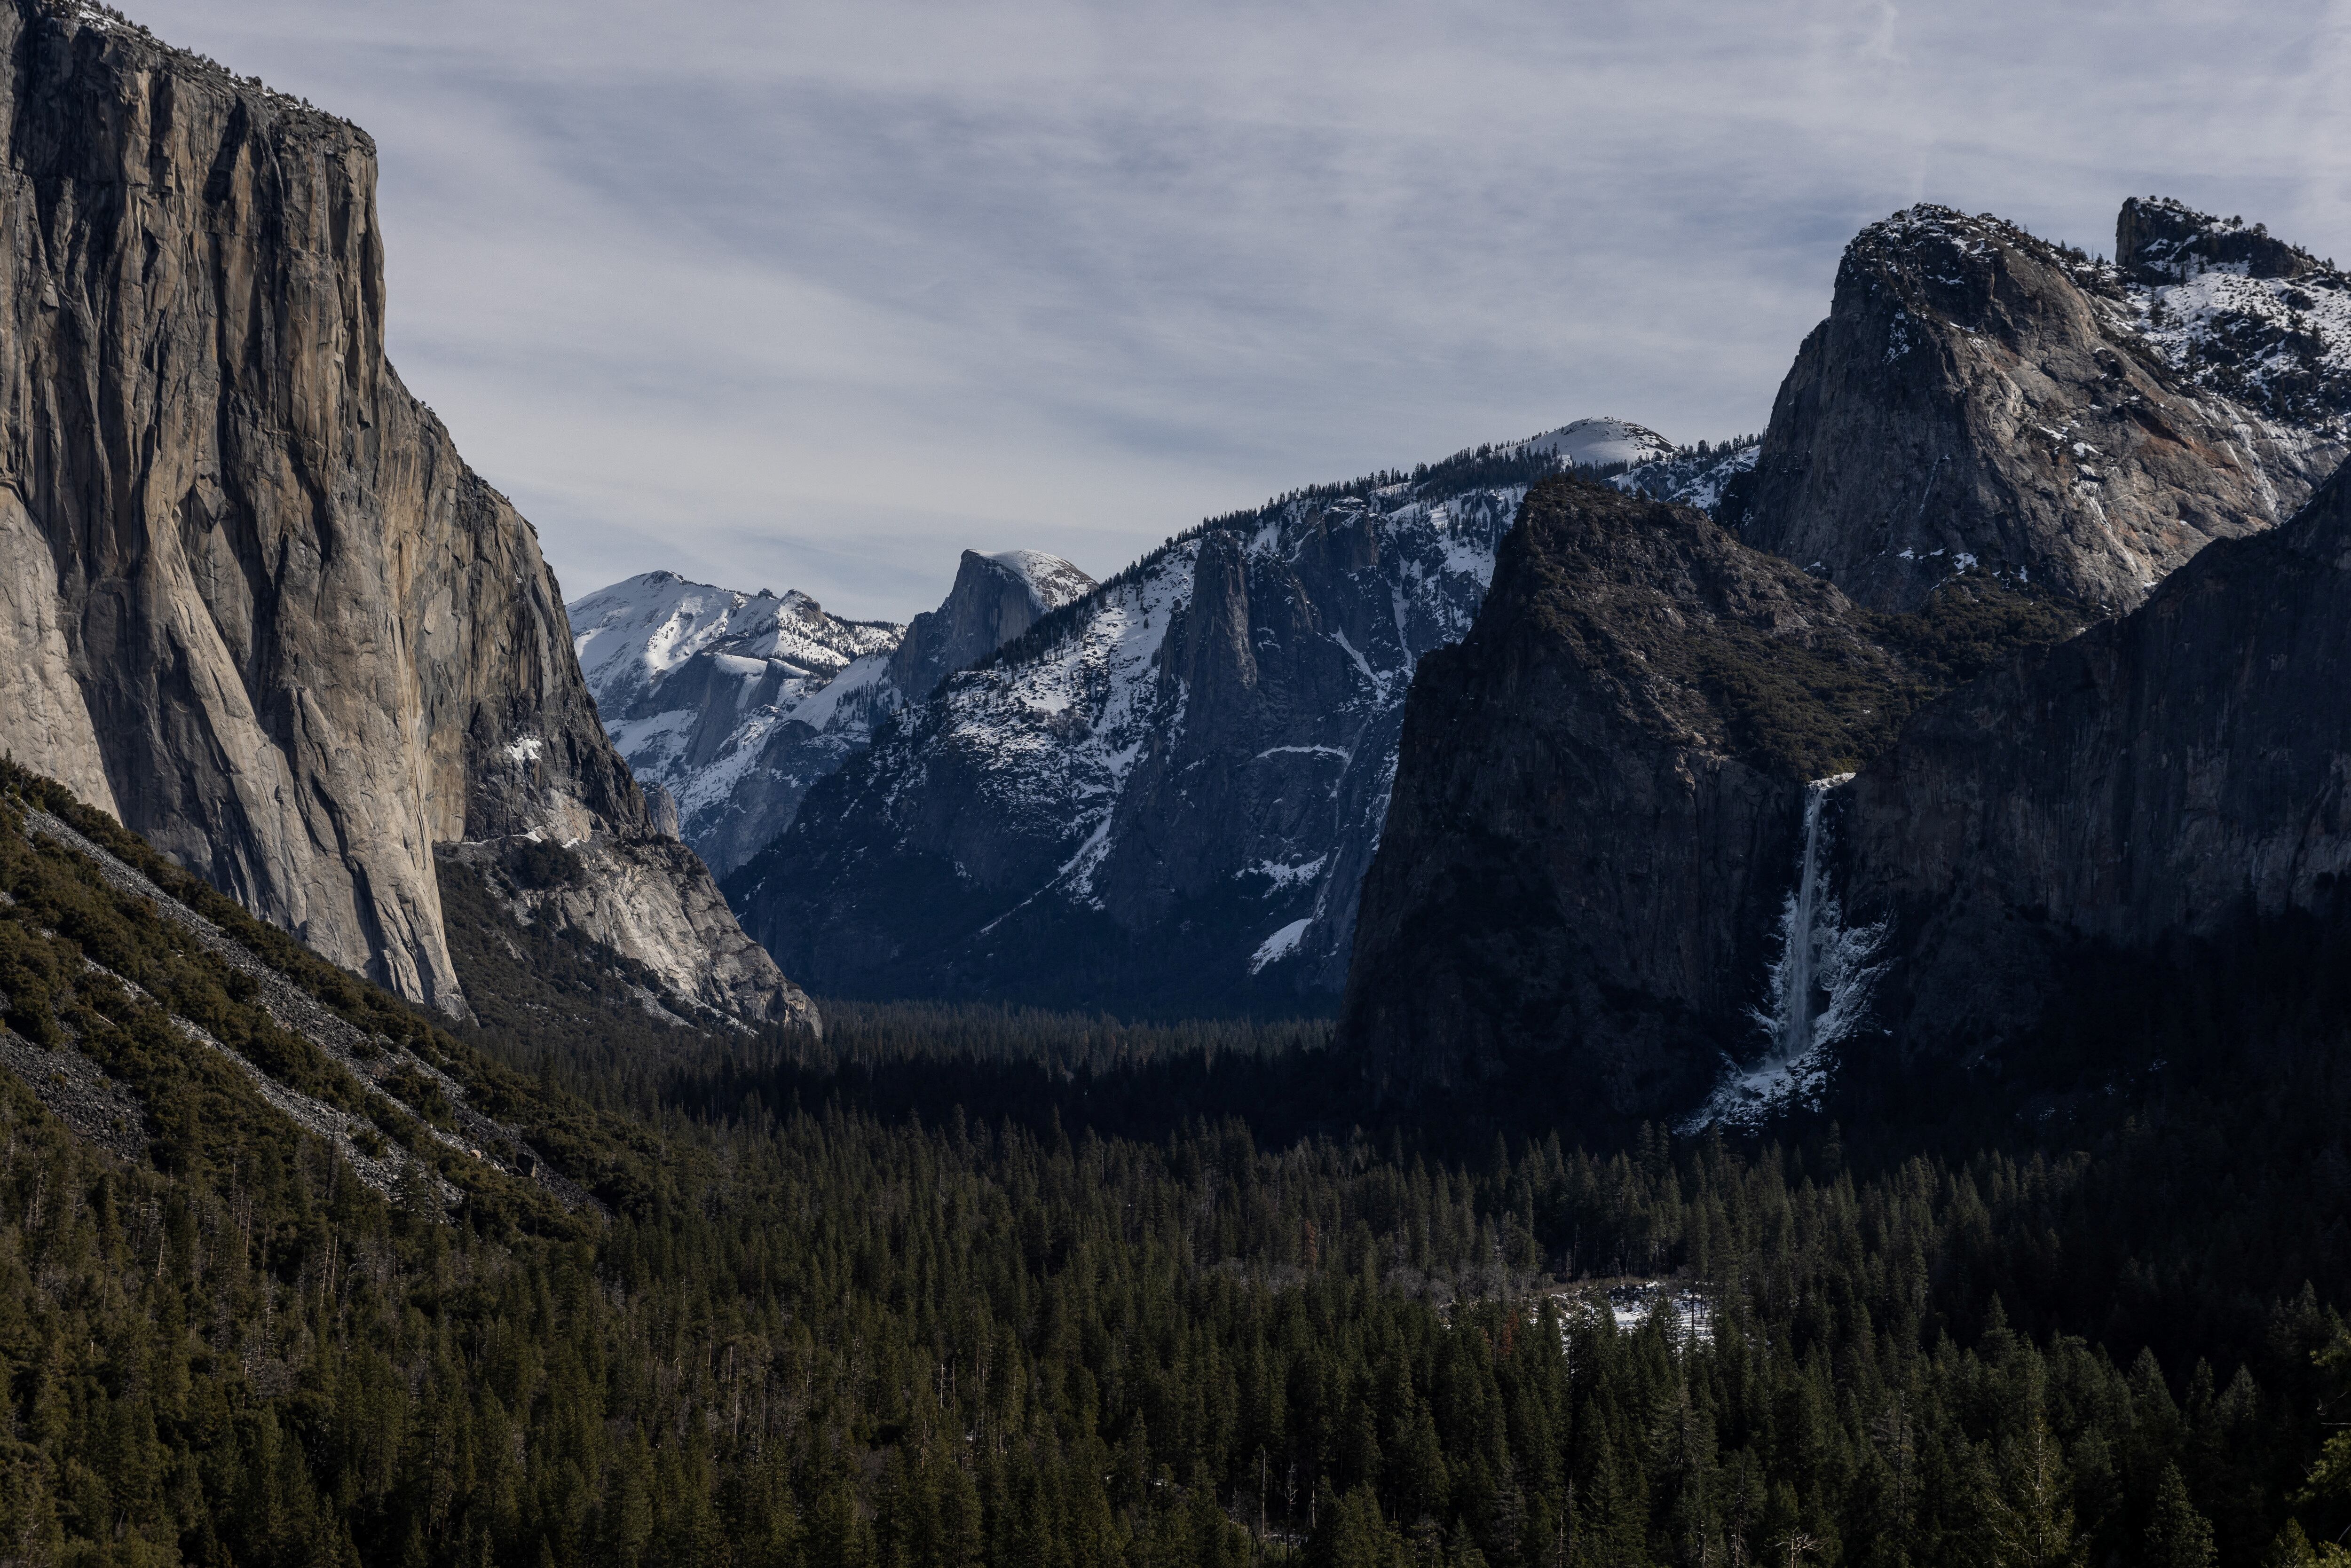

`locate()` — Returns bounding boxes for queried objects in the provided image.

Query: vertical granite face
[1840,458,2351,1055]
[1335,479,1886,1114]
[0,2,810,1025]
[886,549,1098,703]
[1334,473,2106,1126]
[1736,205,2345,613]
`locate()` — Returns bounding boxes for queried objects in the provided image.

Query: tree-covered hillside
[0,764,2347,1567]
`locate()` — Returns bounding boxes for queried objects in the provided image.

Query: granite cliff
[0,2,809,1025]
[1838,456,2351,1059]
[1335,477,2081,1120]
[887,549,1099,705]
[1735,203,2349,611]
[1341,197,2351,1126]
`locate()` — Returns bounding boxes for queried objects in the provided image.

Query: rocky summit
[1735,202,2349,612]
[1341,197,2351,1132]
[569,548,1094,880]
[0,1,809,1027]
[887,549,1101,705]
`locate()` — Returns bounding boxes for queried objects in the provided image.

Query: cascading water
[1684,773,1886,1130]
[1773,780,1835,1061]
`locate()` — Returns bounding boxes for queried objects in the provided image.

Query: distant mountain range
[704,425,1720,1013]
[568,550,1096,879]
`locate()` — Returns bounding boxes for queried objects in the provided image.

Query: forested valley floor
[1,763,2349,1568]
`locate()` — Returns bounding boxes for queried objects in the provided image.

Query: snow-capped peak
[568,572,897,718]
[568,548,1097,880]
[1518,417,1676,472]
[983,550,1095,612]
[2113,198,2351,433]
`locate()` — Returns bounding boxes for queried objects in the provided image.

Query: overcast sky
[131,0,2351,621]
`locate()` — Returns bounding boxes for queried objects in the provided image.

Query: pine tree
[1985,1416,2081,1568]
[2146,1465,2217,1568]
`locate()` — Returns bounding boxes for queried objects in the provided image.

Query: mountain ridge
[724,436,1587,1011]
[568,547,1095,878]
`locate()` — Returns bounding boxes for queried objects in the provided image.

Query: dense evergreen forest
[3,763,2351,1567]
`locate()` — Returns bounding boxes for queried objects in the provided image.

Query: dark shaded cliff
[1736,205,2344,611]
[0,2,808,1024]
[1841,456,2351,1057]
[1338,478,2083,1124]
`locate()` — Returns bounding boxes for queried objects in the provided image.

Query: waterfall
[1685,772,1886,1130]
[1771,777,1841,1060]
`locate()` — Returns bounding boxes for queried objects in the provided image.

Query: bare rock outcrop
[0,2,809,1026]
[1736,204,2346,611]
[887,549,1097,703]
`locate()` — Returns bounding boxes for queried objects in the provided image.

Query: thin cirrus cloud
[124,0,2351,620]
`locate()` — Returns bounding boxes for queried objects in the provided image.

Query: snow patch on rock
[1248,918,1312,974]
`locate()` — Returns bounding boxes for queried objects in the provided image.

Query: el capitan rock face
[0,1,809,1025]
[1736,204,2348,612]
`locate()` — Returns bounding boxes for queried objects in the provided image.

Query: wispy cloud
[132,0,2347,619]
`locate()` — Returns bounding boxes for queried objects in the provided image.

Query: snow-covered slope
[569,550,1097,879]
[1520,417,1675,471]
[568,573,903,877]
[728,435,1641,1013]
[1518,419,1760,515]
[2115,197,2351,433]
[983,550,1097,611]
[1610,436,1762,512]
